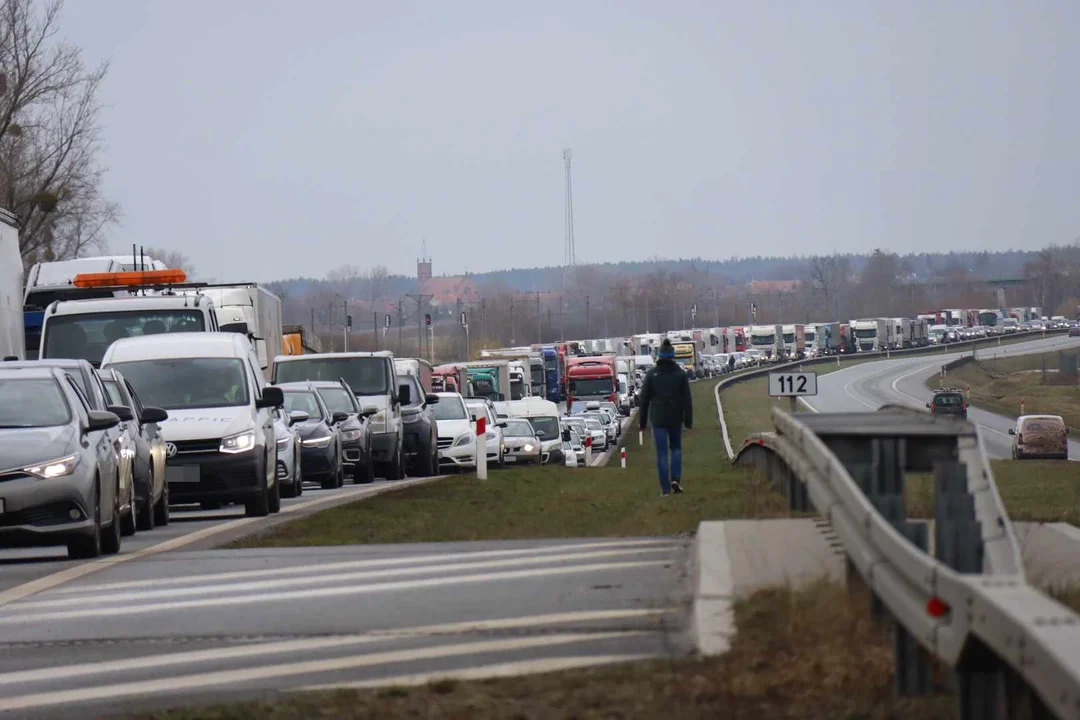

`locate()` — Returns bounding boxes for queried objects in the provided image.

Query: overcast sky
[64,1,1080,281]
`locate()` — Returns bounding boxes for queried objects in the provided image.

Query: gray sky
[64,1,1080,281]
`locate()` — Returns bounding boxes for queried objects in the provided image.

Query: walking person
[638,339,693,496]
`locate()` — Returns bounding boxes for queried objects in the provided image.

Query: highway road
[801,334,1080,459]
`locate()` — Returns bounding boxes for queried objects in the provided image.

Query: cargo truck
[566,353,617,412]
[889,317,913,349]
[748,324,783,360]
[197,284,283,371]
[0,209,22,360]
[781,324,805,359]
[672,341,698,375]
[851,318,888,352]
[282,324,323,355]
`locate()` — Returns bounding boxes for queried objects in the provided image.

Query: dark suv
[397,373,440,476]
[927,389,967,418]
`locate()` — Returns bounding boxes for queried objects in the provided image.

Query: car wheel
[498,448,505,469]
[387,441,404,480]
[336,451,346,488]
[68,478,103,559]
[154,480,170,526]
[245,473,270,517]
[102,475,123,555]
[137,472,156,532]
[295,454,304,496]
[358,451,375,484]
[268,472,281,514]
[121,496,138,537]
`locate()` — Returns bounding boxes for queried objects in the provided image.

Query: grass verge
[122,580,955,720]
[930,348,1080,428]
[232,380,786,548]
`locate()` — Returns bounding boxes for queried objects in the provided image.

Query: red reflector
[758,438,765,446]
[926,596,950,617]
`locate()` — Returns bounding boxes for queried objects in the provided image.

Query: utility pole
[564,149,576,267]
[405,293,433,359]
[603,293,609,337]
[509,297,515,346]
[646,293,650,333]
[778,291,784,324]
[397,299,403,355]
[342,299,348,352]
[585,295,590,337]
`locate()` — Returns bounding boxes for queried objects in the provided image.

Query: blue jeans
[652,425,683,494]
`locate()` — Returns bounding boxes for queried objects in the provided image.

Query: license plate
[504,455,517,463]
[166,465,201,483]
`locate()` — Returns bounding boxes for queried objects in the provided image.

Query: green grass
[231,380,786,548]
[121,580,955,720]
[931,348,1080,429]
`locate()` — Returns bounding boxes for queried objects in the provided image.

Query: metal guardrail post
[934,462,983,573]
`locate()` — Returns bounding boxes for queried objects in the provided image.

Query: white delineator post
[638,430,643,446]
[475,413,488,480]
[620,447,626,469]
[584,435,593,466]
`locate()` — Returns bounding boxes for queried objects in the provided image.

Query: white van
[505,397,563,464]
[272,351,405,479]
[102,332,284,517]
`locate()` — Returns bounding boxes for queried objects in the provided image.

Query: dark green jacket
[638,359,693,430]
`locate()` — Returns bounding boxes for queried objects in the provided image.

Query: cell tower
[563,149,576,266]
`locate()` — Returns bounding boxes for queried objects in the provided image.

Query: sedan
[500,418,542,465]
[272,407,303,498]
[313,380,377,483]
[0,367,124,558]
[279,383,345,490]
[98,368,170,530]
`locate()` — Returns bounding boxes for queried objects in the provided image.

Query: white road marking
[0,478,441,608]
[0,631,646,712]
[52,538,678,595]
[18,546,677,609]
[0,560,670,624]
[300,653,653,691]
[0,608,671,688]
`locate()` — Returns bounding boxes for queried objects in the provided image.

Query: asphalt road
[800,334,1080,459]
[0,536,689,718]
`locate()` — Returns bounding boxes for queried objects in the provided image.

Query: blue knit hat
[658,339,675,359]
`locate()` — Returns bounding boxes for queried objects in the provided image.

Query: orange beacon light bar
[72,269,188,288]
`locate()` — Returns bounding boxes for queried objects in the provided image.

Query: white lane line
[300,653,654,691]
[16,547,677,610]
[0,631,646,712]
[52,538,679,595]
[0,478,441,608]
[0,560,670,624]
[0,608,671,688]
[884,361,1015,440]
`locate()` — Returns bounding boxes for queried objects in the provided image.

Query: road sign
[460,311,468,327]
[384,314,391,328]
[768,372,817,397]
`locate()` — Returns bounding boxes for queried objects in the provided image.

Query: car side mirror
[562,428,571,441]
[398,384,412,405]
[86,410,120,432]
[361,405,379,418]
[331,411,349,424]
[925,403,931,409]
[497,421,508,428]
[140,406,168,424]
[289,410,310,425]
[426,394,440,405]
[257,385,285,409]
[1008,428,1016,435]
[107,404,134,422]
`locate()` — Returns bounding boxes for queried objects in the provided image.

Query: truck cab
[566,353,617,412]
[749,325,782,360]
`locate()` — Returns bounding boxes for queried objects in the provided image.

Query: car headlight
[369,409,387,432]
[275,436,290,450]
[23,454,78,479]
[220,430,255,454]
[402,413,422,424]
[302,433,333,448]
[340,429,363,441]
[454,433,473,447]
[522,444,535,453]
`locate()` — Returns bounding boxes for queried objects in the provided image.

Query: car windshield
[0,378,71,428]
[43,310,206,364]
[317,387,356,414]
[529,416,560,440]
[274,357,388,396]
[433,397,467,421]
[569,378,612,395]
[284,390,322,418]
[503,419,534,437]
[585,418,603,430]
[110,358,250,410]
[466,402,494,424]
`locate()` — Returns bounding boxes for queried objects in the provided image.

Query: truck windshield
[530,367,545,385]
[978,313,998,326]
[854,329,878,339]
[750,335,775,346]
[274,357,388,396]
[110,358,249,410]
[570,378,613,396]
[782,333,794,343]
[43,310,206,364]
[510,378,526,400]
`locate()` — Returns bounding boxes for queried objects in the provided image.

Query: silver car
[273,407,303,498]
[500,418,542,465]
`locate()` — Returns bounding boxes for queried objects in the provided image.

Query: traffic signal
[425,313,432,326]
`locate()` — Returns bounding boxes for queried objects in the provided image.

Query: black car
[927,388,967,418]
[98,368,171,530]
[312,380,377,483]
[279,382,346,490]
[0,367,125,558]
[397,373,440,476]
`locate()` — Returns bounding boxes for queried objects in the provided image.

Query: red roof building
[421,276,481,306]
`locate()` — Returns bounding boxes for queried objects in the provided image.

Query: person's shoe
[671,481,683,494]
[661,491,671,497]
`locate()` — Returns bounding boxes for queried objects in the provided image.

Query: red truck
[566,353,617,412]
[433,364,472,395]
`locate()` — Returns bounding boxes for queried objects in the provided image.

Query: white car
[433,392,476,470]
[466,398,506,469]
[582,416,608,452]
[563,428,585,467]
[272,407,304,498]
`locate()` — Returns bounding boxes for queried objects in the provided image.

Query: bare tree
[0,0,117,266]
[325,264,364,283]
[144,246,195,276]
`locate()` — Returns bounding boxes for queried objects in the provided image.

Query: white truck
[748,324,783,361]
[780,324,805,360]
[0,209,23,360]
[890,317,913,349]
[197,284,283,372]
[507,359,530,400]
[811,322,841,355]
[911,318,930,347]
[851,318,888,352]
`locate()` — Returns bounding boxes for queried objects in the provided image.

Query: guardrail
[712,328,1070,460]
[730,403,1080,718]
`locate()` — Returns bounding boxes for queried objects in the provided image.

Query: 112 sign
[768,372,818,397]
